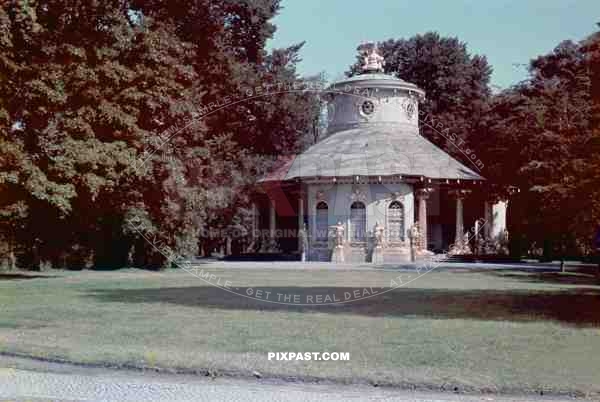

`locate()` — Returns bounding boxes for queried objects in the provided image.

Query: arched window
[350,201,366,241]
[388,201,404,241]
[316,201,328,241]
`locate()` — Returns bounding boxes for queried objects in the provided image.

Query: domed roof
[259,42,484,183]
[261,125,484,182]
[328,72,424,96]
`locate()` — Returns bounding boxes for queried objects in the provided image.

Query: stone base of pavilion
[371,246,384,264]
[310,242,514,264]
[313,244,416,263]
[380,247,412,263]
[331,245,345,263]
[448,243,473,255]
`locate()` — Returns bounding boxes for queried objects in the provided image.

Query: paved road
[0,365,579,402]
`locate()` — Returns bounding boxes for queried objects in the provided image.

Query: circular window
[361,100,375,115]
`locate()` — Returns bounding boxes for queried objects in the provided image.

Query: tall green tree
[479,34,597,258]
[0,0,317,269]
[348,32,493,163]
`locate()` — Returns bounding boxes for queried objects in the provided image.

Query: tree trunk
[8,250,16,270]
[8,237,16,270]
[226,237,232,256]
[596,250,600,283]
[559,237,566,273]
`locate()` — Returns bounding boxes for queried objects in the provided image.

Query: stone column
[311,196,317,242]
[251,203,259,250]
[268,200,278,252]
[491,200,508,240]
[450,189,472,254]
[482,198,509,254]
[483,201,493,240]
[455,195,464,246]
[298,196,304,252]
[346,215,351,243]
[415,188,433,251]
[474,218,481,255]
[486,199,509,255]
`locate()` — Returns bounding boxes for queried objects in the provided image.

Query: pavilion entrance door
[350,202,366,242]
[388,201,404,242]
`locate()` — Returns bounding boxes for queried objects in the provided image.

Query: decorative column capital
[449,189,472,200]
[415,187,434,200]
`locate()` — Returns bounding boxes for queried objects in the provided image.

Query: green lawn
[1,264,599,398]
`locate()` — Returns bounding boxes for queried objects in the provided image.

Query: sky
[267,0,598,89]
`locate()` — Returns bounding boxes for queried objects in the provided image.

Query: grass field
[1,263,599,397]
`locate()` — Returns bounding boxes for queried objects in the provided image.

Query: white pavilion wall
[327,87,420,135]
[307,183,414,243]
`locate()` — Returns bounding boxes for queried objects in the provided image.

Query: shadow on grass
[87,285,600,327]
[483,267,600,286]
[0,273,53,281]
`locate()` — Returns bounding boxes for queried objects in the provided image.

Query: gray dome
[262,125,484,182]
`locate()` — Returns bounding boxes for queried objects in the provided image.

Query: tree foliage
[478,31,600,258]
[0,0,317,269]
[348,32,493,162]
[347,29,599,258]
